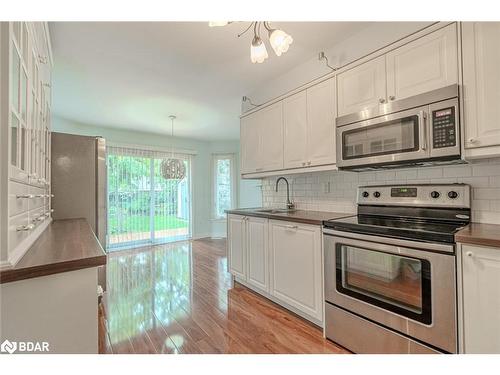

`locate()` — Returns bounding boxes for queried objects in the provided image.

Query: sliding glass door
[107,146,191,251]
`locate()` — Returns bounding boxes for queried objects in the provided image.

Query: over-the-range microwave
[336,85,463,170]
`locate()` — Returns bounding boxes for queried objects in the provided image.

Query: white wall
[52,116,260,239]
[244,22,433,109]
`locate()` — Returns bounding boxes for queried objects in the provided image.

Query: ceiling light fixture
[208,21,293,64]
[161,115,186,181]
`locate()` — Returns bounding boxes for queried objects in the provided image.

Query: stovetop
[323,183,471,244]
[323,214,468,244]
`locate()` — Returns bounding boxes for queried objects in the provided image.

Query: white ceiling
[50,22,376,141]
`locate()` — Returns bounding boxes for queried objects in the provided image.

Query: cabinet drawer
[30,185,47,209]
[8,211,31,254]
[9,180,30,217]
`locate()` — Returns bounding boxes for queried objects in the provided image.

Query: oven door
[336,105,429,168]
[324,229,457,353]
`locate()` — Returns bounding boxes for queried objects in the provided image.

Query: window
[212,153,235,219]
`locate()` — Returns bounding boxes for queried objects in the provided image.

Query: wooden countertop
[226,208,354,225]
[0,218,107,284]
[455,223,500,248]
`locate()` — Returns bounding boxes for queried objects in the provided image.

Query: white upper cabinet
[337,55,386,116]
[460,244,500,353]
[462,22,500,153]
[259,102,284,172]
[386,23,458,102]
[282,78,337,170]
[306,77,336,166]
[283,91,308,169]
[240,112,260,174]
[240,102,284,174]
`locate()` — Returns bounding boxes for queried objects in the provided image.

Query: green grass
[108,214,188,234]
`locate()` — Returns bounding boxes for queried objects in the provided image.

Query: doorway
[106,145,191,251]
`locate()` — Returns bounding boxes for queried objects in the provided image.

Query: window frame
[211,153,236,220]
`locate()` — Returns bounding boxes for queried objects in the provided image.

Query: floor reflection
[101,238,347,354]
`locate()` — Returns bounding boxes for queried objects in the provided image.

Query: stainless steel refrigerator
[51,132,107,289]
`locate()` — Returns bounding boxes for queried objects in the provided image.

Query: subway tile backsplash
[261,158,500,224]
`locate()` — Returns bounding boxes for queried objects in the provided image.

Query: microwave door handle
[419,110,427,151]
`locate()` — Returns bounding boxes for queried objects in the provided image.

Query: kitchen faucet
[275,177,295,210]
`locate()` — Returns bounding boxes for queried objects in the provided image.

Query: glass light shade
[269,29,293,56]
[208,21,229,27]
[161,158,186,180]
[250,36,268,64]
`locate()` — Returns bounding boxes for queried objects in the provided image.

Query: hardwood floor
[98,238,348,354]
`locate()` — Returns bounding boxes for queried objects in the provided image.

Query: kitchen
[1,2,500,370]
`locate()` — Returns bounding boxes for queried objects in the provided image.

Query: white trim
[242,163,338,179]
[107,141,198,155]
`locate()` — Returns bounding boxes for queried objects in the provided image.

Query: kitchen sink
[256,208,297,214]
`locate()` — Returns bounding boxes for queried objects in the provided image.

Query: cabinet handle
[389,95,396,101]
[307,161,312,165]
[466,251,474,257]
[285,225,298,229]
[34,194,45,198]
[38,54,48,64]
[50,194,55,198]
[17,224,35,231]
[16,194,34,199]
[33,215,46,222]
[302,162,306,166]
[379,98,386,104]
[255,168,263,171]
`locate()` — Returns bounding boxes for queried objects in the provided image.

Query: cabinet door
[461,244,500,353]
[306,77,336,166]
[462,22,500,150]
[259,102,284,172]
[240,112,260,174]
[386,23,458,101]
[337,55,386,116]
[283,91,308,169]
[269,221,322,321]
[227,215,246,280]
[246,217,269,292]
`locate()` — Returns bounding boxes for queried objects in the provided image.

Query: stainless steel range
[323,184,471,354]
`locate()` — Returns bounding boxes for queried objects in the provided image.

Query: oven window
[336,244,432,324]
[342,115,419,160]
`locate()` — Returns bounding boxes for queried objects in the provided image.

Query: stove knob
[373,191,381,198]
[430,191,440,199]
[362,191,369,198]
[448,191,459,199]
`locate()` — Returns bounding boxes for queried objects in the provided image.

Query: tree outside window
[213,154,235,219]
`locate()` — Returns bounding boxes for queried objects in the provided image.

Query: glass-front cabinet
[3,21,53,267]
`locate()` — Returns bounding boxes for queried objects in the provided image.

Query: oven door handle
[322,228,454,254]
[419,110,427,151]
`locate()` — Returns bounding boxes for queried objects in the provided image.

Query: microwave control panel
[432,107,456,148]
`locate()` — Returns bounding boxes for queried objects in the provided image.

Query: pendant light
[160,115,186,180]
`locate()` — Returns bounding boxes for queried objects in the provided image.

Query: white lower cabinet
[246,217,269,292]
[269,220,323,322]
[227,215,247,280]
[459,243,500,353]
[227,214,323,324]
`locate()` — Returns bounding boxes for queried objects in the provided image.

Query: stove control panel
[358,184,470,208]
